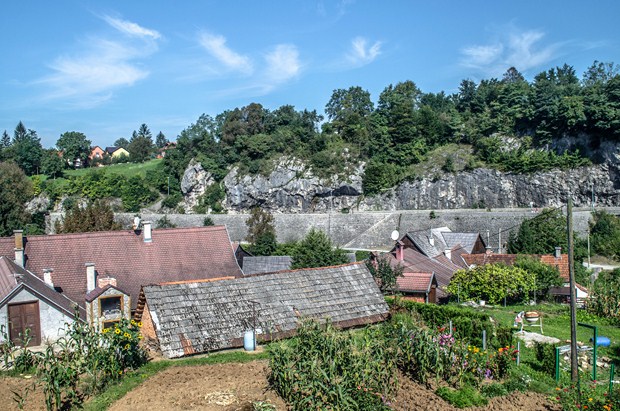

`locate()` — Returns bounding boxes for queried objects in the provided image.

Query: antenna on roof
[391,230,400,241]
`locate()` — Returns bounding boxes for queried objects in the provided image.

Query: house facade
[0,225,244,339]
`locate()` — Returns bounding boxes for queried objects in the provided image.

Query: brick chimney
[86,263,96,292]
[43,269,54,288]
[395,240,404,261]
[97,276,117,288]
[143,221,152,243]
[14,230,24,268]
[485,246,493,255]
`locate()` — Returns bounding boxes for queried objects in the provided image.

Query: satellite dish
[391,230,400,241]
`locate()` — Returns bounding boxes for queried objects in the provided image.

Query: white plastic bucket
[244,331,255,351]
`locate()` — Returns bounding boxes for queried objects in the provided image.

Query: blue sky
[1,1,619,148]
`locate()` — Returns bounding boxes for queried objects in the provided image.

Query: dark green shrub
[162,193,182,209]
[534,342,559,377]
[480,382,508,398]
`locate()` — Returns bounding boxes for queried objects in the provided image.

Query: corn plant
[268,319,396,410]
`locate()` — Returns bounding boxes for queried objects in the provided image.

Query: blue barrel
[244,331,255,351]
[591,336,611,347]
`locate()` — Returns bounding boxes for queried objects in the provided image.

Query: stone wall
[49,207,612,250]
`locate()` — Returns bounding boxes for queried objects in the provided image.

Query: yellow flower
[498,347,503,353]
[125,343,130,350]
[589,398,593,402]
[137,321,142,327]
[138,335,143,340]
[115,328,121,334]
[124,332,131,338]
[131,319,136,325]
[102,328,109,333]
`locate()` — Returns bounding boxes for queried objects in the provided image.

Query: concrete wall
[0,288,74,345]
[48,207,614,251]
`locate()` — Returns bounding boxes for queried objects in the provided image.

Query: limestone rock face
[223,159,363,213]
[181,159,214,212]
[182,142,620,213]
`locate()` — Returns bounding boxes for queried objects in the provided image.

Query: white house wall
[0,289,74,345]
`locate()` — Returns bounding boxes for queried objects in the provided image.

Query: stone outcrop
[179,144,620,213]
[181,159,214,212]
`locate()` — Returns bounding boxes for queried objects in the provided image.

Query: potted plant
[524,311,540,323]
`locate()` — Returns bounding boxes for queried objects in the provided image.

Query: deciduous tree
[0,161,33,236]
[56,131,91,167]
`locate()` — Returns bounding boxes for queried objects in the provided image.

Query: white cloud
[347,37,382,66]
[264,44,301,82]
[103,15,161,40]
[460,28,559,76]
[198,32,253,74]
[35,17,160,107]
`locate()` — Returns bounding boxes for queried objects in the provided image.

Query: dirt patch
[109,360,286,411]
[0,375,47,411]
[1,361,561,411]
[391,374,560,410]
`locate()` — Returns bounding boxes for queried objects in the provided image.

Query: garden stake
[609,364,615,398]
[555,347,560,382]
[449,320,452,335]
[482,330,486,351]
[516,341,520,366]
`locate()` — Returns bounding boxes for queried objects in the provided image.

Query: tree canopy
[56,131,91,166]
[0,161,33,236]
[290,228,349,269]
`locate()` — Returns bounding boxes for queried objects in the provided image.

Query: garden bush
[436,385,488,408]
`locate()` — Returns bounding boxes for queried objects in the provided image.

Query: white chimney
[429,236,435,246]
[43,269,54,288]
[14,230,24,268]
[86,263,96,292]
[555,246,561,259]
[444,248,452,260]
[143,221,152,243]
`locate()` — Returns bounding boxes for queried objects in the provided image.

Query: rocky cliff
[180,142,620,213]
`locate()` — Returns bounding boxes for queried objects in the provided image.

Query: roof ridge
[242,261,364,278]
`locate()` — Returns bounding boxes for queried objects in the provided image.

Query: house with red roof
[0,224,243,343]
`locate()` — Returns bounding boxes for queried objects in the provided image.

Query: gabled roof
[0,226,243,310]
[85,284,130,302]
[397,272,436,293]
[137,262,388,358]
[0,257,84,320]
[441,232,483,254]
[462,253,570,280]
[242,256,292,275]
[104,146,120,154]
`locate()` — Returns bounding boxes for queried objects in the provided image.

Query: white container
[479,300,486,306]
[244,331,255,351]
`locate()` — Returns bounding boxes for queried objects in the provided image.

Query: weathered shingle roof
[0,257,84,320]
[242,256,292,275]
[441,232,482,254]
[0,226,243,310]
[138,262,388,358]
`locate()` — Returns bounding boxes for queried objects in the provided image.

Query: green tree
[514,256,562,298]
[0,162,33,236]
[0,130,10,161]
[507,208,568,254]
[41,149,65,179]
[245,207,277,256]
[113,137,129,149]
[586,268,620,323]
[366,255,404,294]
[590,210,620,259]
[290,228,348,269]
[324,86,374,145]
[128,124,153,162]
[12,121,43,175]
[447,263,535,304]
[55,200,121,233]
[56,131,91,167]
[155,131,168,149]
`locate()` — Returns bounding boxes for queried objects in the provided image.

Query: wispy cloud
[35,15,160,108]
[460,28,560,76]
[346,36,382,66]
[198,32,253,74]
[264,44,301,84]
[103,16,161,40]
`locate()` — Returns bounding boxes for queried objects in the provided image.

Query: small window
[100,296,122,317]
[103,320,119,329]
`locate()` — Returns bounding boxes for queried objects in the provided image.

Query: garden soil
[0,360,561,410]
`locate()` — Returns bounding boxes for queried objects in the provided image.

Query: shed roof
[242,256,292,275]
[397,272,436,293]
[0,226,243,310]
[137,262,388,358]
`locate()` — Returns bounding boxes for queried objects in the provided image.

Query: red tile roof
[462,253,570,279]
[0,226,243,309]
[397,272,435,292]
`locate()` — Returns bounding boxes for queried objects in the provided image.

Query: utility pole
[567,196,579,382]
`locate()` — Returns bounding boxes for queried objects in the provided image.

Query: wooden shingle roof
[137,262,388,358]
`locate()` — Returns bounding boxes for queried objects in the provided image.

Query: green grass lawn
[64,158,163,179]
